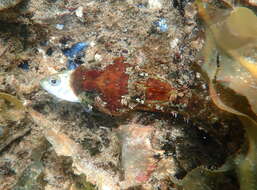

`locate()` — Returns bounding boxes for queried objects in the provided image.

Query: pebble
[75,6,84,18]
[56,24,64,30]
[148,0,162,10]
[170,38,179,48]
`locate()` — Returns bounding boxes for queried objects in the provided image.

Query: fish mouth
[39,78,52,94]
[39,78,47,90]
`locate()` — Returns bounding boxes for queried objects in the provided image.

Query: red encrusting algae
[145,78,173,102]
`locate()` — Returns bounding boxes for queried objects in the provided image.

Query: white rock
[56,24,64,30]
[148,0,162,10]
[75,6,84,18]
[170,38,179,49]
[95,54,102,61]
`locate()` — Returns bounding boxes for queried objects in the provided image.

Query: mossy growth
[73,174,97,190]
[0,92,25,122]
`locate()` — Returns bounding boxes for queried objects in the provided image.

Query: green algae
[73,175,97,190]
[0,92,24,110]
[0,92,26,122]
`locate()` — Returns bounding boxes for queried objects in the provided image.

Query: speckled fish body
[41,57,191,115]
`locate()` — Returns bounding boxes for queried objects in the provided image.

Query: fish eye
[49,76,61,86]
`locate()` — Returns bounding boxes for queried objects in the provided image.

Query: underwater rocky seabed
[0,0,256,189]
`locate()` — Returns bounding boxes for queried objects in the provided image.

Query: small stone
[75,6,84,18]
[94,54,102,61]
[148,0,162,10]
[56,24,64,30]
[170,38,179,48]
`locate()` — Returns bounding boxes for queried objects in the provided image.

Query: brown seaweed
[196,1,257,189]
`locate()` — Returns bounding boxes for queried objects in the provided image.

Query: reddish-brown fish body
[71,57,187,115]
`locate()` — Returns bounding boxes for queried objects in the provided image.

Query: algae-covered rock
[0,92,31,152]
[13,161,44,190]
[71,175,96,190]
[0,0,22,11]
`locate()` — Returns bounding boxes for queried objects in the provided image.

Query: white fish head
[40,70,80,102]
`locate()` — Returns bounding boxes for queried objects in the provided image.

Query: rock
[0,0,22,11]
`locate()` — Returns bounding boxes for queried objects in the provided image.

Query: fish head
[40,71,80,102]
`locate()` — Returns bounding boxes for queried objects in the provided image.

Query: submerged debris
[63,42,89,70]
[117,123,159,187]
[63,42,89,59]
[153,18,169,32]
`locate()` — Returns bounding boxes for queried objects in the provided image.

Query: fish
[40,57,192,116]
